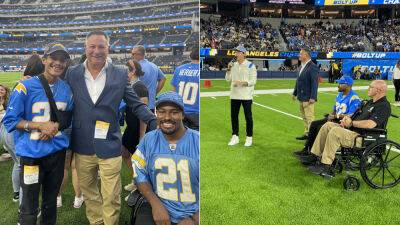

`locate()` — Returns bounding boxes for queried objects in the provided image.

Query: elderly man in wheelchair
[300,80,392,185]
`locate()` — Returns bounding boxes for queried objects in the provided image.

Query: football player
[131,91,199,225]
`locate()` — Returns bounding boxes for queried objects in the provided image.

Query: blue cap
[156,91,184,112]
[336,76,353,86]
[44,43,70,59]
[235,45,247,53]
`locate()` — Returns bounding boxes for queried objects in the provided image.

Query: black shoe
[308,162,334,177]
[13,192,19,202]
[294,147,310,157]
[300,154,318,166]
[296,135,308,140]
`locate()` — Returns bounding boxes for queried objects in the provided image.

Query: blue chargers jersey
[132,128,199,223]
[334,90,361,115]
[171,63,200,114]
[2,76,74,158]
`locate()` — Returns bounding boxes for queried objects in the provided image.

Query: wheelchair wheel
[360,140,400,189]
[343,176,360,191]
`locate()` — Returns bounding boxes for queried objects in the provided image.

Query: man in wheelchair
[300,80,391,177]
[294,76,361,156]
[130,92,199,225]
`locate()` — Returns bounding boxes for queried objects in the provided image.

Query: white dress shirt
[84,60,108,104]
[299,59,312,76]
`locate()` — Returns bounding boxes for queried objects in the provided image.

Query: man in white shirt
[65,31,156,225]
[226,46,257,147]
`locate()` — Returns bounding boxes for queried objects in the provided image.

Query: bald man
[301,80,391,176]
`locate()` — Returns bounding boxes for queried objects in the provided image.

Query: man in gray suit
[292,49,319,140]
[65,31,156,225]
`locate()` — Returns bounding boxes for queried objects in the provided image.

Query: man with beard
[3,43,73,225]
[132,91,199,225]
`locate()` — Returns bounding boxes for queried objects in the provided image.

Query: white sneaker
[228,135,239,146]
[125,195,130,202]
[73,196,84,209]
[124,183,137,192]
[396,101,400,107]
[56,196,62,208]
[244,136,252,147]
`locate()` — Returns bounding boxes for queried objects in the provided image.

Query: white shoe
[228,135,239,146]
[396,102,400,107]
[244,136,252,147]
[124,183,137,192]
[125,195,130,202]
[56,196,62,208]
[73,196,84,209]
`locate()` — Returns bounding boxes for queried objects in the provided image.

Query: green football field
[0,72,173,225]
[200,79,400,225]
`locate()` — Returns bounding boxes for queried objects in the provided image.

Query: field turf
[200,78,400,225]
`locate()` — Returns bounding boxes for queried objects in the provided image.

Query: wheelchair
[331,115,400,191]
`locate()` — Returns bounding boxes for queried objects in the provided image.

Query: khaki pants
[75,153,122,225]
[311,122,362,165]
[299,101,315,134]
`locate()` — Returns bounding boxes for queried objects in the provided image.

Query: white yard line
[319,92,338,96]
[253,102,302,120]
[210,97,216,99]
[200,85,395,97]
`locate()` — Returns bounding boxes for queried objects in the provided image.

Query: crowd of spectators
[365,19,400,52]
[201,16,280,51]
[201,16,400,52]
[280,21,366,52]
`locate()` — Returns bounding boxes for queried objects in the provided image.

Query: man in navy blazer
[65,31,156,225]
[292,49,319,140]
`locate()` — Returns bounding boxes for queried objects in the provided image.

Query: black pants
[183,113,199,131]
[328,73,334,83]
[304,117,328,150]
[135,202,178,225]
[19,150,66,225]
[231,99,253,137]
[394,79,400,102]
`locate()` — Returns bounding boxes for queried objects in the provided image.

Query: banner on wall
[342,59,397,77]
[315,0,400,5]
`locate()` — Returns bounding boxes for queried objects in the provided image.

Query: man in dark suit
[65,31,156,225]
[292,49,319,140]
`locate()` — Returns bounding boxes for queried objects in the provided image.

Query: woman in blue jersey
[1,54,45,203]
[3,43,74,225]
